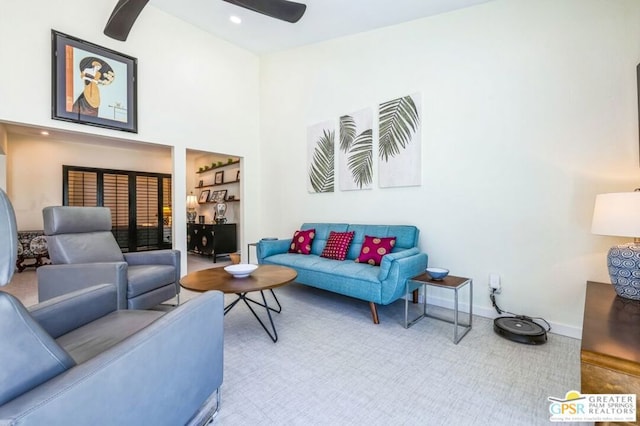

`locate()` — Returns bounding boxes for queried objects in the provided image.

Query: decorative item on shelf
[198,190,210,204]
[591,190,640,300]
[227,158,234,164]
[198,180,203,187]
[214,171,224,185]
[227,195,235,201]
[198,215,205,224]
[186,192,198,223]
[210,190,227,204]
[215,201,227,224]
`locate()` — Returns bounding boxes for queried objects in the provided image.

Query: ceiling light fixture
[40,131,49,136]
[229,15,242,24]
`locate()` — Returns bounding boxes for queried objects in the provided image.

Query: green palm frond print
[309,129,335,193]
[347,129,373,189]
[339,115,357,153]
[378,95,420,162]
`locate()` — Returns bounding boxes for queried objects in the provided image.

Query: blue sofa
[257,223,428,323]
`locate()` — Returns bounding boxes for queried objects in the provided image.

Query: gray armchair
[0,188,224,424]
[37,206,180,310]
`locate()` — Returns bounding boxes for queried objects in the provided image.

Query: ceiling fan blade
[104,0,150,41]
[223,0,306,23]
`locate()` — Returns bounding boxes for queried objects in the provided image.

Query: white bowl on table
[224,263,258,278]
[426,267,449,280]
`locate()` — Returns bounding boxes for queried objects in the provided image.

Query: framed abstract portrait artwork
[51,30,138,132]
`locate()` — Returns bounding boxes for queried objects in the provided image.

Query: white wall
[6,133,172,229]
[258,0,640,336]
[0,0,261,270]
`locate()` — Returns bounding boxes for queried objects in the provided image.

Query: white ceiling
[150,0,494,54]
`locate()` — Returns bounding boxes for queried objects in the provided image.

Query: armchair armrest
[29,284,117,338]
[257,239,291,263]
[37,263,128,309]
[0,291,224,425]
[123,249,179,267]
[378,248,428,304]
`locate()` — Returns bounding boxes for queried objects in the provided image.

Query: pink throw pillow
[355,235,396,266]
[288,229,315,255]
[320,231,355,261]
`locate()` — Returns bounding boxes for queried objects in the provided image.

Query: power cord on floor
[490,288,551,332]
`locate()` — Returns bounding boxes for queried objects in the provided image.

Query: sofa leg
[369,302,379,324]
[412,289,419,304]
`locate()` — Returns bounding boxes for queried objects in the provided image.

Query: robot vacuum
[491,290,549,345]
[493,315,548,345]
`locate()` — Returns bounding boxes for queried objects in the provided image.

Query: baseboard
[404,293,582,340]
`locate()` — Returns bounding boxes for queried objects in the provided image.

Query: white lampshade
[591,192,640,238]
[186,194,198,210]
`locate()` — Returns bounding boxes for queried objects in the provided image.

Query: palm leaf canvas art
[338,109,373,191]
[378,93,422,188]
[307,120,335,193]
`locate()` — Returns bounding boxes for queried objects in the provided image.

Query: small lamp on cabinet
[186,192,198,223]
[591,191,640,300]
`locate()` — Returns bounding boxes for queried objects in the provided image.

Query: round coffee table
[180,264,297,342]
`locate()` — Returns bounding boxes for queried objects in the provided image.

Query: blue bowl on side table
[426,267,449,280]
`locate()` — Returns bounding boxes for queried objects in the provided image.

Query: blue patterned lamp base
[607,243,640,300]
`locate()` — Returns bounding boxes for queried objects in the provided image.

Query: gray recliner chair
[38,206,180,310]
[0,188,224,424]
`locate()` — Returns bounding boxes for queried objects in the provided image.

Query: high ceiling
[150,0,494,54]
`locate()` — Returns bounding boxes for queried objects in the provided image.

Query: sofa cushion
[288,229,315,254]
[355,235,397,266]
[56,310,164,364]
[261,253,382,301]
[301,223,349,256]
[320,231,355,261]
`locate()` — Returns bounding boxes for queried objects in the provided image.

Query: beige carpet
[3,255,586,425]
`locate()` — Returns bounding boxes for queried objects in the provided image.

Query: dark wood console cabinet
[581,281,640,425]
[187,223,237,262]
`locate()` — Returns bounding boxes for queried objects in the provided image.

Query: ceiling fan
[104,0,307,41]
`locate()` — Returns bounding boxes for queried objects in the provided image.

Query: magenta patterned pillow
[320,231,355,261]
[355,235,396,266]
[288,229,315,255]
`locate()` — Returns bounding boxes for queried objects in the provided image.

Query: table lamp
[591,191,640,300]
[186,193,198,223]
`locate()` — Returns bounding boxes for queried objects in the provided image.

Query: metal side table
[405,272,473,344]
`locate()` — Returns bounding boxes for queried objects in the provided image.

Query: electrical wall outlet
[489,273,501,293]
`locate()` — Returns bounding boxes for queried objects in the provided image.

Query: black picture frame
[214,171,224,185]
[51,30,138,133]
[210,190,227,203]
[198,190,210,204]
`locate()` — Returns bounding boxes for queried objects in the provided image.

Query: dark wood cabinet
[581,281,640,425]
[187,223,237,262]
